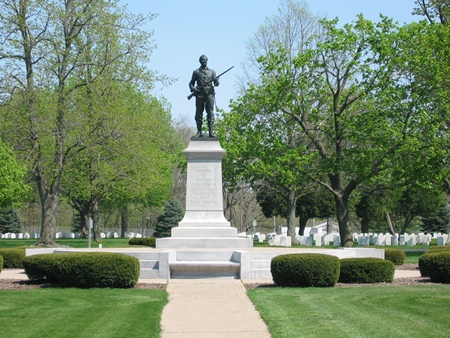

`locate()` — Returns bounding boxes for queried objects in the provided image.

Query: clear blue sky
[119,0,420,126]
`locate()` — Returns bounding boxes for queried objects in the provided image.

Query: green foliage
[0,140,28,209]
[427,252,450,283]
[23,253,140,288]
[0,255,3,272]
[384,248,406,265]
[129,237,156,247]
[420,204,450,233]
[0,208,24,234]
[419,251,450,283]
[339,258,395,283]
[427,246,450,253]
[420,247,450,278]
[22,254,62,282]
[153,200,184,238]
[0,247,26,268]
[270,254,340,287]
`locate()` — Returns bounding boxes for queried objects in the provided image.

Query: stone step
[251,259,271,269]
[139,259,158,269]
[169,261,240,279]
[171,227,238,237]
[251,268,272,279]
[156,237,253,249]
[139,268,160,279]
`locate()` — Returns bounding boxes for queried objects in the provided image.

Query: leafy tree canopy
[0,140,29,209]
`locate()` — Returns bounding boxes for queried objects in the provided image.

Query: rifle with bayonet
[187,65,234,100]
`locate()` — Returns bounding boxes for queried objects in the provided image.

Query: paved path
[160,279,271,338]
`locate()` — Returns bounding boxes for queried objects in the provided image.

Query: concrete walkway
[161,279,271,338]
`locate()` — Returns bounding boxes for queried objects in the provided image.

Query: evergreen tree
[0,208,24,234]
[420,204,450,234]
[153,201,184,238]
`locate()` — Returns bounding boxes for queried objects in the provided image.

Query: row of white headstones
[257,232,449,247]
[0,231,143,239]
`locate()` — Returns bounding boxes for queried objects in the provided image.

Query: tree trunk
[298,216,308,236]
[385,212,396,235]
[335,195,353,247]
[287,187,297,242]
[121,206,129,238]
[326,217,333,234]
[36,191,59,246]
[400,211,414,235]
[93,197,101,242]
[361,217,370,234]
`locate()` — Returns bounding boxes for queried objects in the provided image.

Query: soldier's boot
[195,121,204,137]
[208,121,215,137]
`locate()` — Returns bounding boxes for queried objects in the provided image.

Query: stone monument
[156,138,253,249]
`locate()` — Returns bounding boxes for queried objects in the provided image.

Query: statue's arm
[189,71,197,92]
[212,70,219,87]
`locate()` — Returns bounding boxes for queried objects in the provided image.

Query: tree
[221,15,439,247]
[0,208,24,234]
[220,0,322,241]
[0,140,28,209]
[413,0,449,24]
[255,181,334,236]
[153,200,184,238]
[61,85,183,241]
[0,0,160,245]
[420,204,450,233]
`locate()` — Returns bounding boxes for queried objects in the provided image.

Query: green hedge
[271,253,340,287]
[339,258,395,283]
[384,249,406,265]
[419,251,450,283]
[0,247,26,268]
[22,254,63,282]
[128,237,156,247]
[426,246,450,254]
[0,255,3,272]
[23,252,140,288]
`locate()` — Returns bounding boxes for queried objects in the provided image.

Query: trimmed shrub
[271,253,340,287]
[426,246,450,254]
[384,249,406,266]
[419,251,450,283]
[419,253,433,277]
[23,252,140,288]
[0,255,3,272]
[23,254,63,282]
[0,247,26,268]
[129,237,156,248]
[339,258,395,283]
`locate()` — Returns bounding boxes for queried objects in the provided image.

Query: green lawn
[0,288,167,338]
[248,285,450,338]
[405,250,424,264]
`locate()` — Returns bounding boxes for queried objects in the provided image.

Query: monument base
[156,237,253,249]
[156,138,253,250]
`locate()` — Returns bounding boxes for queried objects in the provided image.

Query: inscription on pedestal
[190,165,219,207]
[188,164,220,208]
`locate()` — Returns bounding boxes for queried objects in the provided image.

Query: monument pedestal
[156,138,252,249]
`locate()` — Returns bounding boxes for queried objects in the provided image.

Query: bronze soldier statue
[189,55,219,137]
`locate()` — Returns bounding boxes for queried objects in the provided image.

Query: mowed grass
[405,250,425,264]
[248,285,450,338]
[0,288,167,338]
